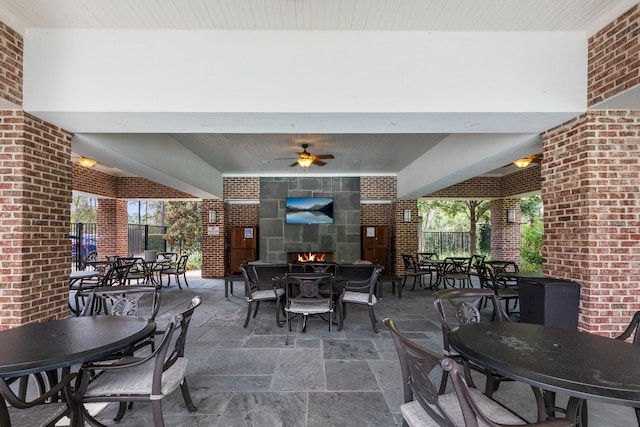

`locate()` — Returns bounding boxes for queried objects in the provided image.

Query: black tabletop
[0,316,155,377]
[449,322,640,407]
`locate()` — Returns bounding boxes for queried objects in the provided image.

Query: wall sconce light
[403,209,412,222]
[208,210,217,223]
[77,156,97,168]
[507,209,516,223]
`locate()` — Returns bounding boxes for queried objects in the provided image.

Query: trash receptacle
[518,278,580,330]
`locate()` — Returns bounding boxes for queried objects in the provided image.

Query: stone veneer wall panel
[260,177,360,263]
[0,111,73,328]
[542,110,640,335]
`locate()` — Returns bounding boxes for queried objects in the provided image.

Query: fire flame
[297,252,326,262]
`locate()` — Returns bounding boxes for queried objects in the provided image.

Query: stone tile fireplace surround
[259,177,361,263]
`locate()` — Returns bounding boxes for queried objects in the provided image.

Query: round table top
[449,321,640,407]
[0,316,155,377]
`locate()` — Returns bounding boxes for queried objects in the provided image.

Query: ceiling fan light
[78,156,97,168]
[513,157,532,168]
[297,158,313,168]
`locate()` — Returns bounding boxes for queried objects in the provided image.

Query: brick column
[490,199,521,263]
[394,199,418,276]
[542,110,640,335]
[0,111,73,328]
[97,199,129,257]
[201,199,225,278]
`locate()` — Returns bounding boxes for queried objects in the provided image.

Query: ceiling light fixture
[297,157,313,168]
[513,157,533,168]
[77,157,97,168]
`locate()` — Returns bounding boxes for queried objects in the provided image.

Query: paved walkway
[90,271,636,426]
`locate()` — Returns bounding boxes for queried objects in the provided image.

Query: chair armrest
[527,420,574,427]
[0,373,77,409]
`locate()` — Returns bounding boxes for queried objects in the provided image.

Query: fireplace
[287,252,335,263]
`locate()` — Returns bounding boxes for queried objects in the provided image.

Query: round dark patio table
[449,321,640,423]
[0,315,155,427]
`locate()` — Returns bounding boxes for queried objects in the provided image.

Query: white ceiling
[2,0,639,198]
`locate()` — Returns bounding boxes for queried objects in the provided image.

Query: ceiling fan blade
[314,154,334,159]
[275,157,298,160]
[313,159,327,166]
[289,161,299,167]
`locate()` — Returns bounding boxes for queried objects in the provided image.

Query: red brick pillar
[490,199,521,263]
[97,199,129,258]
[201,199,225,278]
[394,199,418,276]
[0,111,73,328]
[542,111,640,335]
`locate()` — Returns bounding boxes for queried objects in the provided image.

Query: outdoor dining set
[2,252,640,426]
[0,249,202,427]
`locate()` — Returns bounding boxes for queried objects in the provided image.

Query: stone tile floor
[89,271,636,426]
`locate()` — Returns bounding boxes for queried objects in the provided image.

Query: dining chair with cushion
[80,284,163,353]
[70,262,135,316]
[468,253,486,278]
[0,373,76,427]
[433,288,513,397]
[384,318,572,427]
[240,264,286,328]
[478,264,520,316]
[401,254,433,291]
[338,266,383,333]
[76,296,202,426]
[120,257,155,285]
[284,272,335,345]
[159,254,190,289]
[442,257,472,288]
[484,260,519,288]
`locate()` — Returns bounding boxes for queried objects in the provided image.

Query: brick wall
[542,110,640,335]
[425,165,541,199]
[116,177,196,199]
[201,199,225,277]
[73,164,117,198]
[0,111,73,328]
[588,4,640,106]
[490,199,521,262]
[0,22,22,106]
[360,176,397,272]
[96,199,129,257]
[394,199,419,276]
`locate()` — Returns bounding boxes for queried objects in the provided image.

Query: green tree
[520,195,543,271]
[71,195,97,223]
[164,201,202,254]
[128,200,166,225]
[520,194,543,223]
[419,200,491,254]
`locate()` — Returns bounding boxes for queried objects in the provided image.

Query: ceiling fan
[278,144,335,168]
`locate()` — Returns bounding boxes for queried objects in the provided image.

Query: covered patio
[88,271,636,426]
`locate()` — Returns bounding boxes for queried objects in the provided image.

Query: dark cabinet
[229,226,258,274]
[519,278,581,330]
[361,226,388,269]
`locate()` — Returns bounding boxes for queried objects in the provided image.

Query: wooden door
[229,226,258,273]
[361,226,388,269]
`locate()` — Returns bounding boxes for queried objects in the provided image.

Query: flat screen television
[285,197,334,224]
